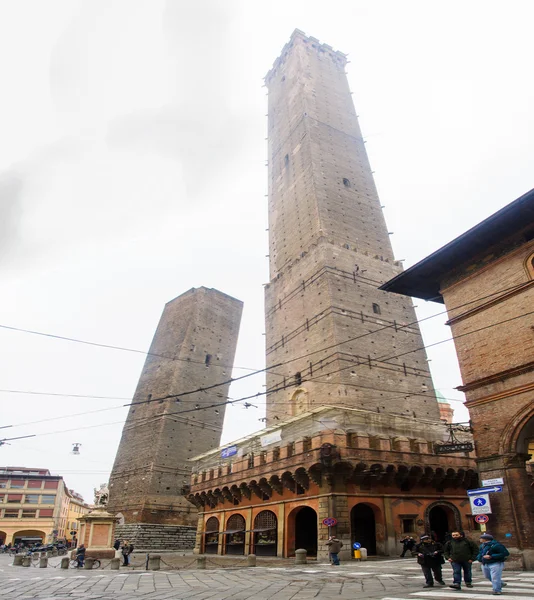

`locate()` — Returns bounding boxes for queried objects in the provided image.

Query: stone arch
[523,250,534,279]
[0,530,7,544]
[425,501,461,541]
[12,530,46,544]
[224,513,246,556]
[499,401,534,456]
[287,505,317,557]
[253,510,278,556]
[350,501,384,555]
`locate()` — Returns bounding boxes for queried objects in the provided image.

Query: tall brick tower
[264,30,439,424]
[108,287,242,541]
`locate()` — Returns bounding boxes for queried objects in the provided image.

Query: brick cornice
[445,280,534,326]
[463,378,534,407]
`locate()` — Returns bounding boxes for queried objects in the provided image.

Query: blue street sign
[505,533,512,538]
[473,497,487,507]
[467,486,503,496]
[221,445,238,458]
[353,542,361,550]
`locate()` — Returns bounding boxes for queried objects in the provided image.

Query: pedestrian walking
[326,536,343,566]
[476,533,510,595]
[415,534,446,588]
[444,530,478,590]
[400,535,416,557]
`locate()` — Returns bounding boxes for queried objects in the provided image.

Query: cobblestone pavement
[1,555,533,600]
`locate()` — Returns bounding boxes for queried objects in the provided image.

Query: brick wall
[264,30,439,424]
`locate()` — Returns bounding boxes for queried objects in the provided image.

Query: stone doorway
[289,506,317,557]
[351,503,377,555]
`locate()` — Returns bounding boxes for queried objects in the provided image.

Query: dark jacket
[113,540,121,550]
[444,537,478,562]
[476,540,509,565]
[415,541,444,565]
[326,538,343,553]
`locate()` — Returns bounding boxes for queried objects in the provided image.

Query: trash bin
[353,550,361,560]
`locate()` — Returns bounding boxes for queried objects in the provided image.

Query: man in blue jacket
[476,533,510,595]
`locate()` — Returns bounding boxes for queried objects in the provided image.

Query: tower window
[372,303,381,315]
[284,154,289,166]
[205,354,212,366]
[342,178,351,188]
[295,372,302,386]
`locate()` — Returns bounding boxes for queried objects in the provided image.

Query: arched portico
[425,501,461,542]
[287,506,317,557]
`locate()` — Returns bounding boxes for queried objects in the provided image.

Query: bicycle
[69,558,101,569]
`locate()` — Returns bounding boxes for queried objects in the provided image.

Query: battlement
[265,29,348,84]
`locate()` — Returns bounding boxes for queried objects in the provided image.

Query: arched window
[204,517,219,554]
[526,252,534,279]
[253,510,277,556]
[225,514,245,555]
[342,177,351,188]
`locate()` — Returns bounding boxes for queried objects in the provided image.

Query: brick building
[108,287,242,548]
[0,467,69,546]
[186,31,479,559]
[381,188,534,568]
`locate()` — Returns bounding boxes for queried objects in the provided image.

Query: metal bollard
[13,554,23,566]
[295,548,307,565]
[148,554,161,571]
[39,556,48,568]
[110,558,120,570]
[22,556,32,567]
[52,549,58,557]
[246,554,256,567]
[196,556,206,570]
[60,557,69,569]
[84,557,95,570]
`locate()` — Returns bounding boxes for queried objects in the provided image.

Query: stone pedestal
[78,508,118,559]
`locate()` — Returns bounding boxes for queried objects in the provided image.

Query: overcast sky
[1,0,533,503]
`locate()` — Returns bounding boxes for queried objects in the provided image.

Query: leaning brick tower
[264,30,439,424]
[108,287,242,544]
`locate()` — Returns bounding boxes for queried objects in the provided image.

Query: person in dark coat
[400,536,416,557]
[75,544,86,568]
[113,539,121,551]
[476,533,510,595]
[416,535,446,588]
[326,536,343,565]
[444,530,479,589]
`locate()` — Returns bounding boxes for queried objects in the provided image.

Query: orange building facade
[188,407,478,560]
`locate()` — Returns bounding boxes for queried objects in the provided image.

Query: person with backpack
[476,533,509,595]
[400,535,416,557]
[415,534,446,588]
[443,530,478,590]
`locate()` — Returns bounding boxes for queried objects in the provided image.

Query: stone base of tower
[115,523,196,551]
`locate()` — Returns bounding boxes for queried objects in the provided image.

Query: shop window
[204,516,219,553]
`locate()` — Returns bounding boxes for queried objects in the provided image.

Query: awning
[250,527,277,532]
[219,529,245,535]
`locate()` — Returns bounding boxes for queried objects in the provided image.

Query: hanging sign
[221,445,238,458]
[469,494,492,515]
[435,442,474,454]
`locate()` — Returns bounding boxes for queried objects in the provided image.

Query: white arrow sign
[469,493,492,515]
